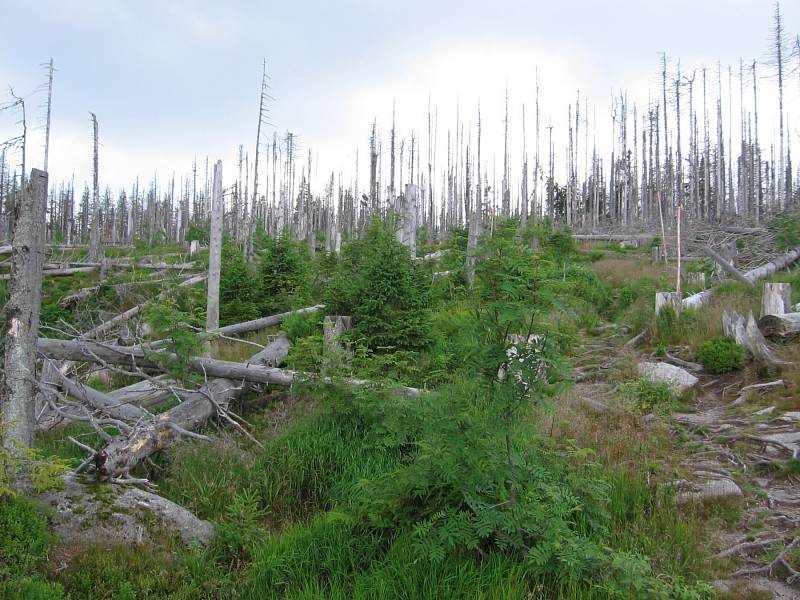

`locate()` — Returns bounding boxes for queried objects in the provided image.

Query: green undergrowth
[14,219,720,598]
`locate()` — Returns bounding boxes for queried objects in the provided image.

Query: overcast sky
[1,0,798,193]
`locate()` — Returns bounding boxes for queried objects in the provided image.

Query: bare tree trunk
[88,113,101,262]
[1,169,48,456]
[206,161,223,354]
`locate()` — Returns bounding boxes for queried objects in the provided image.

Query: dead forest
[2,3,800,600]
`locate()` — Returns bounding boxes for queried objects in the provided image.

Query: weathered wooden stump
[687,272,707,289]
[655,291,682,316]
[651,245,661,263]
[323,316,353,369]
[188,239,199,257]
[761,282,791,318]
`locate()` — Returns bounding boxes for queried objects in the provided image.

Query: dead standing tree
[206,160,223,354]
[1,169,48,456]
[246,60,270,262]
[88,113,101,262]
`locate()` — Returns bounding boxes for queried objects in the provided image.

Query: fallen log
[0,266,97,280]
[107,376,177,410]
[757,312,800,338]
[212,304,326,338]
[702,246,753,286]
[79,273,207,342]
[94,335,292,479]
[36,337,422,396]
[59,286,100,308]
[683,245,800,310]
[573,233,656,242]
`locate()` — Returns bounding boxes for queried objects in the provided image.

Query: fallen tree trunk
[683,246,800,310]
[0,266,97,280]
[573,233,656,241]
[107,376,177,410]
[758,312,800,339]
[95,335,292,479]
[79,274,207,342]
[59,286,101,308]
[36,337,421,396]
[702,246,753,286]
[211,304,325,338]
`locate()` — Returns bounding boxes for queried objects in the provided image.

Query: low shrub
[618,378,678,415]
[696,337,745,374]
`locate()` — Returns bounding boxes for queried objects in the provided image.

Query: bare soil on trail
[569,324,800,598]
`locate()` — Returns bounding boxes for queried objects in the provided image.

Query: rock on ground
[637,361,699,394]
[36,474,214,548]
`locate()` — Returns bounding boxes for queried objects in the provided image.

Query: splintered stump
[686,272,706,289]
[722,310,788,365]
[761,282,792,318]
[655,292,682,316]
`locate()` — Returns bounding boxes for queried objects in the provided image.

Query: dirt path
[570,326,800,598]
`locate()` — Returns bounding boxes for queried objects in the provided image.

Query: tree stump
[323,316,353,369]
[687,272,707,289]
[188,240,199,257]
[655,292,682,316]
[761,282,791,318]
[651,245,661,264]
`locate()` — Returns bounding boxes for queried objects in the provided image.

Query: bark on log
[95,335,291,479]
[758,312,800,338]
[1,169,48,451]
[761,283,792,318]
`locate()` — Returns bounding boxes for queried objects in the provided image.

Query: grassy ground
[6,233,760,599]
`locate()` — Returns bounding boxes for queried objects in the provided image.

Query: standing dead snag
[88,113,102,262]
[1,169,48,453]
[206,161,223,353]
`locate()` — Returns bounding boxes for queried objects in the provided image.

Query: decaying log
[37,336,421,396]
[59,285,101,308]
[684,245,800,310]
[95,335,292,479]
[758,312,800,338]
[761,282,792,318]
[702,245,753,286]
[53,370,146,421]
[80,274,207,342]
[726,380,786,408]
[0,266,97,280]
[573,233,655,242]
[211,304,325,338]
[107,377,177,410]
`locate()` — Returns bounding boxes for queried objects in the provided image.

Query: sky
[0,0,798,195]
